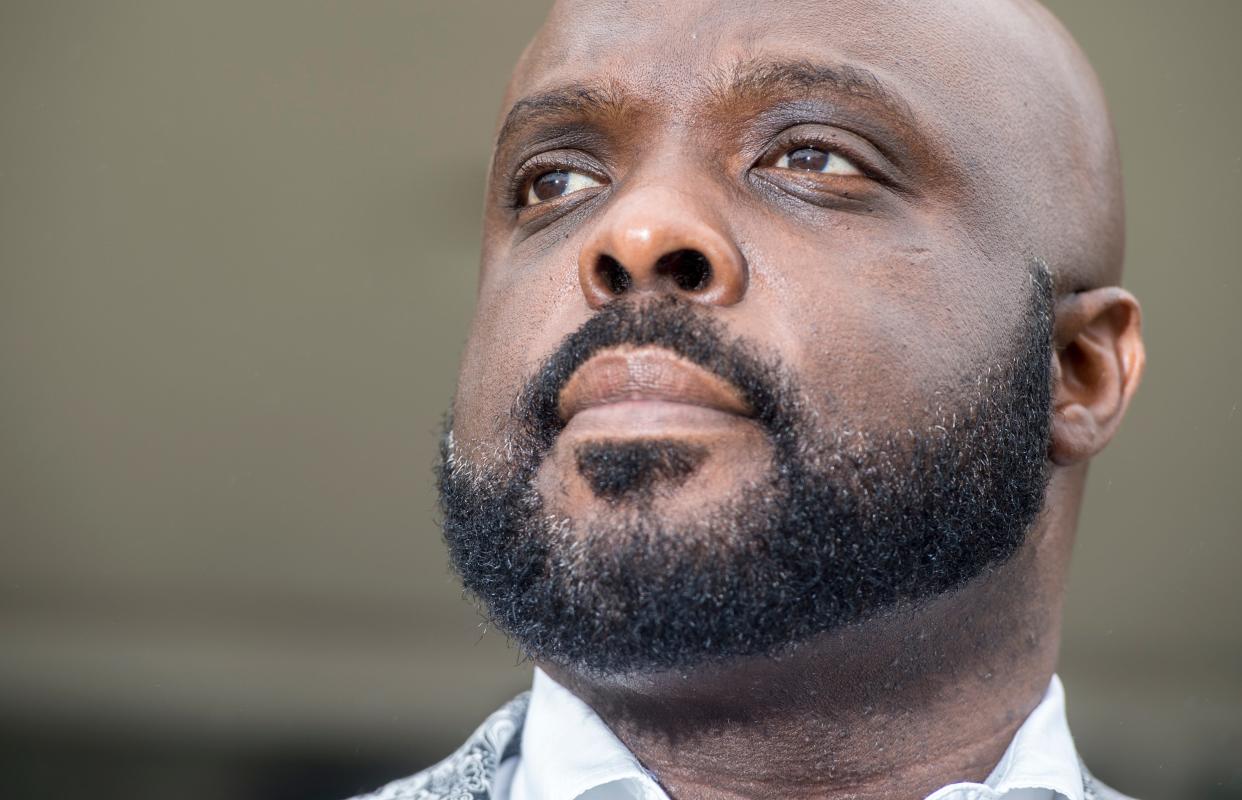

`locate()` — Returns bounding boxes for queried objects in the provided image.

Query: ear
[1049,287,1146,466]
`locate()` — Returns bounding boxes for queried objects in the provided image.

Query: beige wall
[1,2,1238,798]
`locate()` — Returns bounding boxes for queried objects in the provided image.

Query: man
[354,0,1145,797]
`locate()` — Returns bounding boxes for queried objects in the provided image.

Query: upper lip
[558,346,753,422]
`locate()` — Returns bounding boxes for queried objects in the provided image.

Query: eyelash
[508,152,602,210]
[507,133,883,210]
[762,133,879,181]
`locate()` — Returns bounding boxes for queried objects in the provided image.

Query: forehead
[510,0,1049,131]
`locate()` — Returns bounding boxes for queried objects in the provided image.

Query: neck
[541,527,1068,800]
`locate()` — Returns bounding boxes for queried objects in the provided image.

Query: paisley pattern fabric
[346,693,1136,800]
[348,693,530,800]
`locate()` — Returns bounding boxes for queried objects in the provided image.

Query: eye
[524,169,602,206]
[775,146,861,176]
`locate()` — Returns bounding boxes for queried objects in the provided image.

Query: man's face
[441,0,1066,673]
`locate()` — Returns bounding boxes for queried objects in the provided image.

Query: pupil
[533,171,570,201]
[788,148,829,171]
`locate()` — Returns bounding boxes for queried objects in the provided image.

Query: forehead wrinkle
[503,57,918,143]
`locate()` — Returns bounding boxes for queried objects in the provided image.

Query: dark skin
[450,0,1145,798]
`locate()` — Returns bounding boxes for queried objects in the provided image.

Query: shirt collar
[513,667,666,800]
[513,668,1083,800]
[988,675,1084,799]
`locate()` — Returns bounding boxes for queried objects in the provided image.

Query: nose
[577,186,748,309]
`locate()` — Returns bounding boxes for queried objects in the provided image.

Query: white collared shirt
[492,668,1084,800]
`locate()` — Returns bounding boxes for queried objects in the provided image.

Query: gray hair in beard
[438,265,1054,675]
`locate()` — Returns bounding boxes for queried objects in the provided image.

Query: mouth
[557,346,754,425]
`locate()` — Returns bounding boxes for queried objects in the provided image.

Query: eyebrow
[496,82,629,150]
[719,58,918,130]
[494,58,919,156]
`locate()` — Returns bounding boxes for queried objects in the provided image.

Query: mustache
[510,297,795,455]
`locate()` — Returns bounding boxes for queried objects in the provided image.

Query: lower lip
[561,400,754,437]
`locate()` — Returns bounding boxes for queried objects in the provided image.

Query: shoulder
[344,692,530,800]
[1082,761,1140,800]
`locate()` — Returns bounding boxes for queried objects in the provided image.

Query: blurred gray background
[1,2,1238,799]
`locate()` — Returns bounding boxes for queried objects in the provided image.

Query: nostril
[657,249,712,292]
[596,255,632,295]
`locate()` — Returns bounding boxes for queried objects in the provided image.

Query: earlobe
[1049,287,1146,466]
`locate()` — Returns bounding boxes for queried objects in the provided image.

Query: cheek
[743,224,1017,425]
[451,251,587,459]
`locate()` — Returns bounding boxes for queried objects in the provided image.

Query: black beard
[573,439,709,503]
[438,267,1054,675]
